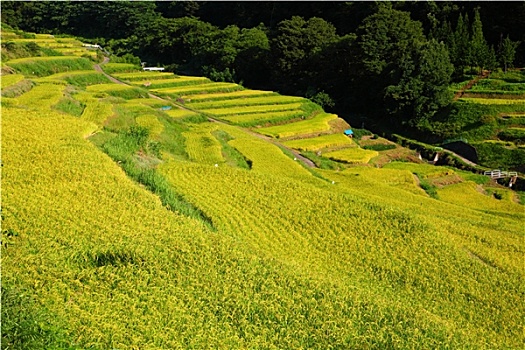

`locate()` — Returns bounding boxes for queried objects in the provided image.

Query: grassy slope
[2,30,524,349]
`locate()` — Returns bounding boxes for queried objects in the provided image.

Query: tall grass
[7,56,93,77]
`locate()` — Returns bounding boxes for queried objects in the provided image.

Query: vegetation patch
[101,63,141,74]
[7,56,93,77]
[53,95,85,117]
[1,73,24,88]
[99,125,214,229]
[283,133,355,152]
[212,129,252,169]
[86,83,149,99]
[0,78,34,98]
[322,147,379,164]
[257,112,338,139]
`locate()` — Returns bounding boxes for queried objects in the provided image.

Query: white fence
[484,169,518,179]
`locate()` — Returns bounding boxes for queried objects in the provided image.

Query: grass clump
[7,56,93,77]
[99,125,214,229]
[101,63,141,74]
[212,129,251,169]
[53,96,85,117]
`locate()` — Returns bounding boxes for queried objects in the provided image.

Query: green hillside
[2,27,524,349]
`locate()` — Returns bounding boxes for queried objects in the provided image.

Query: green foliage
[101,63,141,74]
[498,128,525,143]
[301,151,345,170]
[64,72,110,87]
[212,129,252,169]
[1,283,76,350]
[499,36,521,73]
[357,7,453,125]
[7,56,93,77]
[1,40,63,61]
[474,141,525,171]
[351,128,373,140]
[363,144,397,151]
[99,125,214,228]
[53,96,85,117]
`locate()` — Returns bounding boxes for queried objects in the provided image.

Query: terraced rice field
[130,77,211,89]
[200,102,304,117]
[86,84,148,99]
[14,83,65,110]
[1,74,25,88]
[112,72,177,81]
[6,56,94,77]
[257,112,339,139]
[459,97,525,104]
[152,82,243,96]
[436,182,522,215]
[183,89,274,101]
[183,123,225,165]
[219,109,307,126]
[322,147,379,164]
[3,32,524,349]
[282,133,356,152]
[186,95,306,110]
[163,108,201,119]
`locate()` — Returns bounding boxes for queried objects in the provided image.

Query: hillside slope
[1,27,524,349]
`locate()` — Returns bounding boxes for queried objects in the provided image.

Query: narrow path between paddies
[453,70,490,101]
[95,55,317,168]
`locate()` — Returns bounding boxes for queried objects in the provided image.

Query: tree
[272,16,338,93]
[413,40,454,125]
[469,8,490,74]
[357,6,453,126]
[453,13,470,76]
[499,35,520,73]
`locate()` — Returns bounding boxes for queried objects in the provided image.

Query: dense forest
[2,1,524,137]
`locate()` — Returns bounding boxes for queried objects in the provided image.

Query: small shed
[344,129,354,137]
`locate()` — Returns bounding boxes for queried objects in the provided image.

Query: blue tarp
[160,106,172,111]
[344,129,353,135]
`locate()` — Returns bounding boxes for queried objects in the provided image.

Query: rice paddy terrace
[1,26,524,349]
[448,70,525,171]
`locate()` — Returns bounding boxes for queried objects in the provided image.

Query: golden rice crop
[14,83,64,110]
[159,158,523,349]
[3,48,524,348]
[112,72,176,81]
[183,89,274,101]
[77,95,114,128]
[183,123,224,164]
[257,112,339,139]
[129,77,210,89]
[163,108,200,119]
[282,133,355,152]
[218,124,313,181]
[152,82,242,96]
[383,161,455,178]
[186,95,306,110]
[1,74,24,88]
[436,181,523,215]
[323,147,379,164]
[459,97,525,105]
[201,102,304,117]
[219,110,306,126]
[136,114,165,138]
